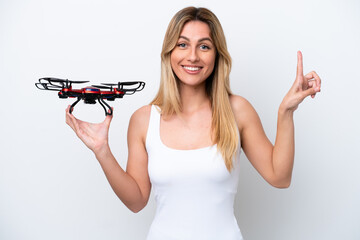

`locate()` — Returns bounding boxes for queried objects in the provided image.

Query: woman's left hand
[280,51,321,112]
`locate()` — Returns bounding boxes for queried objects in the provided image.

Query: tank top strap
[146,105,162,150]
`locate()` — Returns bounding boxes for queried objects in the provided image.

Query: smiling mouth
[182,65,203,71]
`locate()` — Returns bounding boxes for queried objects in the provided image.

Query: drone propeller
[40,77,89,84]
[40,77,67,82]
[100,81,145,93]
[39,77,89,88]
[91,84,114,91]
[101,81,139,87]
[99,83,119,88]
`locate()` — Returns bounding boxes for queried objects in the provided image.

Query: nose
[188,47,199,62]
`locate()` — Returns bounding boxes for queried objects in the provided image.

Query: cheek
[170,56,179,77]
[170,55,183,81]
[170,52,180,70]
[206,54,216,73]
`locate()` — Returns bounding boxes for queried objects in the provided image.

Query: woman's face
[170,20,216,89]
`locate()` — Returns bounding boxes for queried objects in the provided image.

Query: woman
[66,7,321,240]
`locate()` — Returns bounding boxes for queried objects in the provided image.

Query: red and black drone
[35,77,145,115]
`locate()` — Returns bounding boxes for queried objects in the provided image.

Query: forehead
[180,20,212,40]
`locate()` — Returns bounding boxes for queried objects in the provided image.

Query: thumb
[104,107,114,126]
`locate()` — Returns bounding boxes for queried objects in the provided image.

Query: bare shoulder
[128,105,152,142]
[229,94,259,130]
[229,95,251,111]
[131,105,152,122]
[229,94,257,117]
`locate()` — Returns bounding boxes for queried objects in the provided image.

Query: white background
[1,0,359,239]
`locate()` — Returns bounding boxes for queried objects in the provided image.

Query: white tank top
[146,105,243,240]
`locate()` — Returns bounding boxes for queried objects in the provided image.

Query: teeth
[183,66,201,71]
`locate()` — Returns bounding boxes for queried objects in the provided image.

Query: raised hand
[65,105,113,153]
[281,51,321,112]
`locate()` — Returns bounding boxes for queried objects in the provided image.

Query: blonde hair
[151,7,239,171]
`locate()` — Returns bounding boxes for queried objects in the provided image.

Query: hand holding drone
[35,77,145,115]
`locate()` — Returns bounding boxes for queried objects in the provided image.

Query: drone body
[35,77,145,115]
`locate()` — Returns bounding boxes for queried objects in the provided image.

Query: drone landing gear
[69,97,81,114]
[69,97,113,116]
[98,98,113,116]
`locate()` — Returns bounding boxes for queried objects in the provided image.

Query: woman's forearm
[94,146,145,212]
[272,107,295,188]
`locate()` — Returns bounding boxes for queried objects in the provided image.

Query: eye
[200,44,210,50]
[177,43,187,48]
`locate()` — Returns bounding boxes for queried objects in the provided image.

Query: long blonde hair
[151,7,239,172]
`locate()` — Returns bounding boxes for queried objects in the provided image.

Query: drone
[35,77,145,115]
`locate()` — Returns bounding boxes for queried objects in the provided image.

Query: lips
[182,65,203,74]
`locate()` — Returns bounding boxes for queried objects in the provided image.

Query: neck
[179,82,211,115]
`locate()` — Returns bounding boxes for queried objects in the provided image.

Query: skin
[66,20,321,212]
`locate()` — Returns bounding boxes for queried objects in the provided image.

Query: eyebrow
[179,36,213,43]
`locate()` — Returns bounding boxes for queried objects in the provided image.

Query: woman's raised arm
[233,51,321,188]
